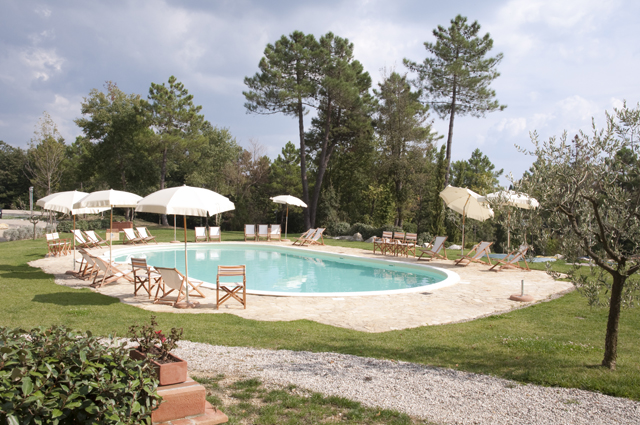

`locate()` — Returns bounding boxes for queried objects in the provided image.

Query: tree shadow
[32,292,120,306]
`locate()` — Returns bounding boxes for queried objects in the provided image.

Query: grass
[0,225,639,402]
[191,374,433,424]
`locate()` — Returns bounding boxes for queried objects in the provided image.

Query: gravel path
[174,341,640,425]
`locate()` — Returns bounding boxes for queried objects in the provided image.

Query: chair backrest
[131,257,148,271]
[510,245,528,262]
[85,230,99,243]
[310,228,325,241]
[53,232,61,240]
[393,231,405,242]
[432,236,447,252]
[245,224,255,235]
[195,227,206,237]
[258,224,269,235]
[381,231,393,239]
[72,229,86,243]
[137,227,150,238]
[209,226,220,237]
[155,267,184,291]
[300,228,314,239]
[471,241,493,259]
[46,233,55,242]
[123,228,137,240]
[93,256,110,272]
[80,251,96,267]
[270,224,281,235]
[217,265,245,285]
[405,233,417,243]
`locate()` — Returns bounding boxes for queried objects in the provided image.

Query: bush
[3,226,43,241]
[325,221,351,236]
[349,223,377,240]
[417,232,433,246]
[57,219,109,234]
[0,325,161,424]
[402,222,418,234]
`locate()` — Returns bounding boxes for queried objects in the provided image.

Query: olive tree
[519,103,640,370]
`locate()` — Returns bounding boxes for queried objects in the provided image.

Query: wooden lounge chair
[292,229,314,246]
[301,228,325,246]
[154,267,206,306]
[489,244,531,272]
[209,226,221,242]
[455,241,494,266]
[373,231,393,255]
[123,228,145,245]
[76,249,98,280]
[257,224,269,241]
[136,227,157,244]
[72,229,97,249]
[131,258,162,297]
[269,224,281,241]
[244,224,257,242]
[195,226,207,242]
[91,257,134,288]
[400,233,418,257]
[388,231,406,256]
[46,233,69,256]
[417,236,448,261]
[84,230,109,247]
[216,265,246,309]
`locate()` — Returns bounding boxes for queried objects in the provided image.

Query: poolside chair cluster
[454,241,531,272]
[291,228,325,246]
[122,227,158,245]
[372,232,418,257]
[72,249,134,288]
[46,233,71,256]
[194,226,222,242]
[244,224,282,242]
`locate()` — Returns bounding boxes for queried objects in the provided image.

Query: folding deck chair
[268,224,281,241]
[91,257,134,288]
[489,244,531,272]
[417,236,448,261]
[292,228,314,246]
[46,233,70,256]
[455,241,494,266]
[388,231,406,256]
[257,224,269,241]
[154,267,206,306]
[373,231,393,255]
[84,230,109,247]
[195,227,207,242]
[209,226,221,242]
[244,224,257,242]
[216,265,246,309]
[136,227,157,244]
[72,229,97,249]
[76,249,98,281]
[123,228,145,245]
[131,258,162,297]
[300,228,325,246]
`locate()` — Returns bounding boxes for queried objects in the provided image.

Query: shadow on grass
[32,292,120,306]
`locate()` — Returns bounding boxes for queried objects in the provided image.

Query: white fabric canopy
[270,195,307,208]
[440,186,494,222]
[136,186,234,216]
[484,190,539,210]
[36,190,109,215]
[74,189,142,209]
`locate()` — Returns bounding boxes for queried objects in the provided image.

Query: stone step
[151,378,206,423]
[153,402,228,425]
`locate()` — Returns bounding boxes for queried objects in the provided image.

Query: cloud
[20,48,64,81]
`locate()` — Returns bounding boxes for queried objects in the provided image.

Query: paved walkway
[30,242,574,332]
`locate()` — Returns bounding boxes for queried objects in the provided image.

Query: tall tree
[25,112,66,197]
[0,141,30,208]
[450,148,503,194]
[244,31,320,229]
[404,15,506,188]
[374,71,436,226]
[147,76,205,225]
[520,103,640,370]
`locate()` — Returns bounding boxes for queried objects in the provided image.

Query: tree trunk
[443,78,457,189]
[602,273,625,370]
[160,146,169,226]
[309,97,333,227]
[297,98,311,230]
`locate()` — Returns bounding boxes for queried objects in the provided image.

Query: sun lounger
[489,244,530,271]
[91,256,134,288]
[123,228,145,245]
[269,224,281,241]
[76,249,98,280]
[373,231,393,255]
[216,265,246,309]
[72,229,97,249]
[136,227,157,244]
[417,236,448,261]
[84,230,109,247]
[245,224,257,242]
[300,228,325,246]
[292,229,314,246]
[46,233,70,256]
[398,233,418,257]
[154,267,206,306]
[131,257,162,297]
[455,241,494,266]
[195,226,207,242]
[209,226,221,242]
[257,224,269,241]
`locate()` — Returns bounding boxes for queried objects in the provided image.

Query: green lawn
[1,225,639,401]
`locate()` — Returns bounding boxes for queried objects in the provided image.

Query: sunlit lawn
[1,224,639,401]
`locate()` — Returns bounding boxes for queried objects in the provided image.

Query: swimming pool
[109,243,459,296]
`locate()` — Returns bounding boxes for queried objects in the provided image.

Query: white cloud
[19,48,64,81]
[34,6,52,18]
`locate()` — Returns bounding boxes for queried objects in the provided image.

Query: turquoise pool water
[111,244,453,296]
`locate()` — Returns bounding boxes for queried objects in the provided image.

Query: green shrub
[3,226,43,241]
[325,221,351,236]
[349,223,377,240]
[56,219,108,234]
[417,232,433,246]
[402,222,417,234]
[0,325,161,424]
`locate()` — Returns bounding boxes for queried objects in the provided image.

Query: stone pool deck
[30,242,574,333]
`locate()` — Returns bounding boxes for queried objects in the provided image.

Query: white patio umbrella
[135,185,235,307]
[270,195,307,240]
[74,189,143,261]
[36,190,109,269]
[439,185,494,255]
[484,190,539,251]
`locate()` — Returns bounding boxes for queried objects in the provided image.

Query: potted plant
[129,316,187,386]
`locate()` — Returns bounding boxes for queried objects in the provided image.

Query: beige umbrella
[270,195,307,240]
[36,190,109,269]
[74,189,143,260]
[135,185,235,307]
[484,190,539,251]
[439,185,494,255]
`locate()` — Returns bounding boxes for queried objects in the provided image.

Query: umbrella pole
[285,204,289,240]
[507,210,511,252]
[109,207,113,261]
[184,215,189,305]
[72,214,76,270]
[174,214,177,242]
[462,213,466,257]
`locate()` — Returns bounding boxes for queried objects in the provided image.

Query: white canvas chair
[91,256,134,288]
[244,224,257,242]
[269,224,281,241]
[131,257,162,297]
[216,265,246,309]
[489,244,530,272]
[209,226,221,242]
[373,231,393,255]
[123,228,145,245]
[46,233,69,256]
[72,229,97,249]
[257,224,269,241]
[292,228,314,246]
[300,228,325,246]
[84,230,109,247]
[136,227,157,244]
[76,249,98,280]
[455,241,494,266]
[399,233,418,257]
[417,236,448,261]
[195,226,207,242]
[154,267,206,306]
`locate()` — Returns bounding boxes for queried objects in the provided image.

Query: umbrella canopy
[484,190,539,251]
[270,195,307,240]
[135,185,235,307]
[440,185,494,255]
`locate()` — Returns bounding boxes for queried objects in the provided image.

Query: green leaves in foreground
[0,325,161,425]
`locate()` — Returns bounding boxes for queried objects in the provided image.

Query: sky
[1,0,639,187]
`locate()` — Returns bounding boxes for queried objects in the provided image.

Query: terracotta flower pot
[130,349,188,386]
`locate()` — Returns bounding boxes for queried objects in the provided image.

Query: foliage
[25,112,67,198]
[325,221,351,236]
[519,102,640,370]
[56,219,110,234]
[0,325,160,424]
[3,226,44,241]
[404,15,506,187]
[128,315,183,363]
[0,142,30,209]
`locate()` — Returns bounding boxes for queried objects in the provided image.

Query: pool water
[112,244,455,296]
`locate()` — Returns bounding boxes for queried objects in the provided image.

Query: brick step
[154,402,228,425]
[152,378,206,423]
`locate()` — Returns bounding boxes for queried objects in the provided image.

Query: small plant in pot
[129,315,188,386]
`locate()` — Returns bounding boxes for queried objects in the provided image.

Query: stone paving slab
[29,242,574,333]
